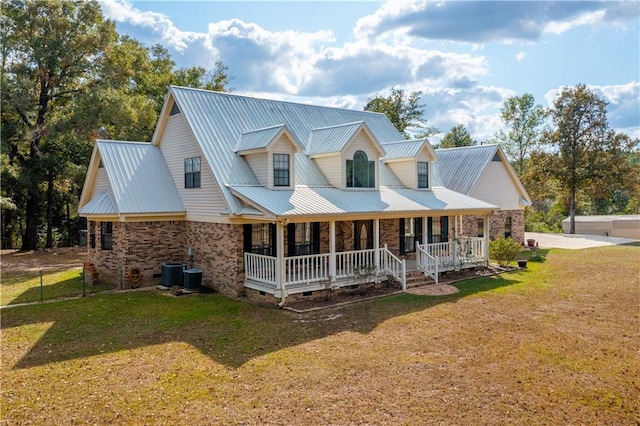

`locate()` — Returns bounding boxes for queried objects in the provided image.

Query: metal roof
[78,192,117,215]
[85,140,185,215]
[382,139,428,161]
[433,144,499,194]
[234,124,285,152]
[229,185,496,218]
[306,121,364,156]
[165,86,404,214]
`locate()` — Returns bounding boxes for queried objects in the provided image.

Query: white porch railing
[244,252,277,286]
[416,242,438,284]
[417,237,486,279]
[244,246,406,294]
[380,244,406,290]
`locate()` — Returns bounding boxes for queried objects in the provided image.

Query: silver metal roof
[85,140,185,215]
[306,121,364,156]
[382,139,428,161]
[230,185,496,218]
[433,144,499,194]
[166,86,404,214]
[234,124,285,152]
[78,192,117,215]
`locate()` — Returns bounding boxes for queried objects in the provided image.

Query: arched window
[346,150,375,188]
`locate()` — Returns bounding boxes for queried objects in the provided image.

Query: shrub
[489,236,522,267]
[529,253,546,262]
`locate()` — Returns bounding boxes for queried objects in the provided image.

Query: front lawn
[1,245,638,425]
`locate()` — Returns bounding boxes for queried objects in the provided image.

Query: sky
[99,0,640,142]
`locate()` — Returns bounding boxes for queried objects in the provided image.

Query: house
[433,144,531,245]
[562,215,640,239]
[79,86,523,305]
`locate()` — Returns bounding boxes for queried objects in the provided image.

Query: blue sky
[100,0,640,142]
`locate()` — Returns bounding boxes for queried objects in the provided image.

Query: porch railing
[416,242,438,284]
[244,246,406,292]
[417,237,486,276]
[381,244,406,290]
[244,252,277,286]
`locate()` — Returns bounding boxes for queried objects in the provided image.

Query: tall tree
[439,124,474,148]
[364,87,437,139]
[546,84,635,234]
[493,93,547,175]
[1,0,116,250]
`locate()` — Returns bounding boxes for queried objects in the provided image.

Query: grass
[1,245,639,425]
[1,269,112,306]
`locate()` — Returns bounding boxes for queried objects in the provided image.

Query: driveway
[525,232,638,250]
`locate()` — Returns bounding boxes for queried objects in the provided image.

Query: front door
[354,220,373,250]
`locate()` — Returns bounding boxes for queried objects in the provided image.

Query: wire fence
[1,268,112,307]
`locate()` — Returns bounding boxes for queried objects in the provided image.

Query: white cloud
[99,0,200,51]
[515,51,526,61]
[354,0,639,43]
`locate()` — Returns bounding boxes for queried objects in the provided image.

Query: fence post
[82,267,86,297]
[40,270,44,303]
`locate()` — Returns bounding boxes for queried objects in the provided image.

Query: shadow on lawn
[2,271,524,370]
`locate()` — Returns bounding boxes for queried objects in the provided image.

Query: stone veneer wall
[459,210,525,244]
[87,220,186,287]
[185,221,244,298]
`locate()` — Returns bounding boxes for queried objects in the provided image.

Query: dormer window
[347,150,375,188]
[418,161,429,188]
[273,153,290,187]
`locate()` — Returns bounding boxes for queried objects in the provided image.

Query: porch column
[329,220,336,282]
[276,221,286,301]
[483,213,490,265]
[423,216,428,246]
[373,218,380,271]
[452,215,458,270]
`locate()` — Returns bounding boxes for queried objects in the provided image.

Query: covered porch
[243,214,491,300]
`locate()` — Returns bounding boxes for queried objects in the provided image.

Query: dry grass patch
[1,245,639,425]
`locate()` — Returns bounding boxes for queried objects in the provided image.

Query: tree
[364,87,437,139]
[1,0,116,250]
[493,93,547,175]
[546,84,636,234]
[439,124,474,148]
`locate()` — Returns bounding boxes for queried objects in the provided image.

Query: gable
[472,161,523,210]
[78,140,185,218]
[157,112,232,220]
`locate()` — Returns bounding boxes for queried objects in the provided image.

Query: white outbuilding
[562,215,640,239]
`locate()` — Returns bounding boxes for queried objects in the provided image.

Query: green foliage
[492,93,547,175]
[1,0,234,249]
[364,87,437,139]
[528,253,546,262]
[489,236,522,267]
[439,124,474,148]
[524,204,564,233]
[545,84,638,234]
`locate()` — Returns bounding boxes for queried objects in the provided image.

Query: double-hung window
[504,216,512,238]
[273,153,290,187]
[101,222,113,250]
[417,161,429,188]
[184,157,201,188]
[346,150,375,188]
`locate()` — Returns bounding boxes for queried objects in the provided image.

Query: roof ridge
[170,85,388,117]
[309,121,364,132]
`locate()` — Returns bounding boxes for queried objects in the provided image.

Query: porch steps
[404,270,436,289]
[404,265,504,289]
